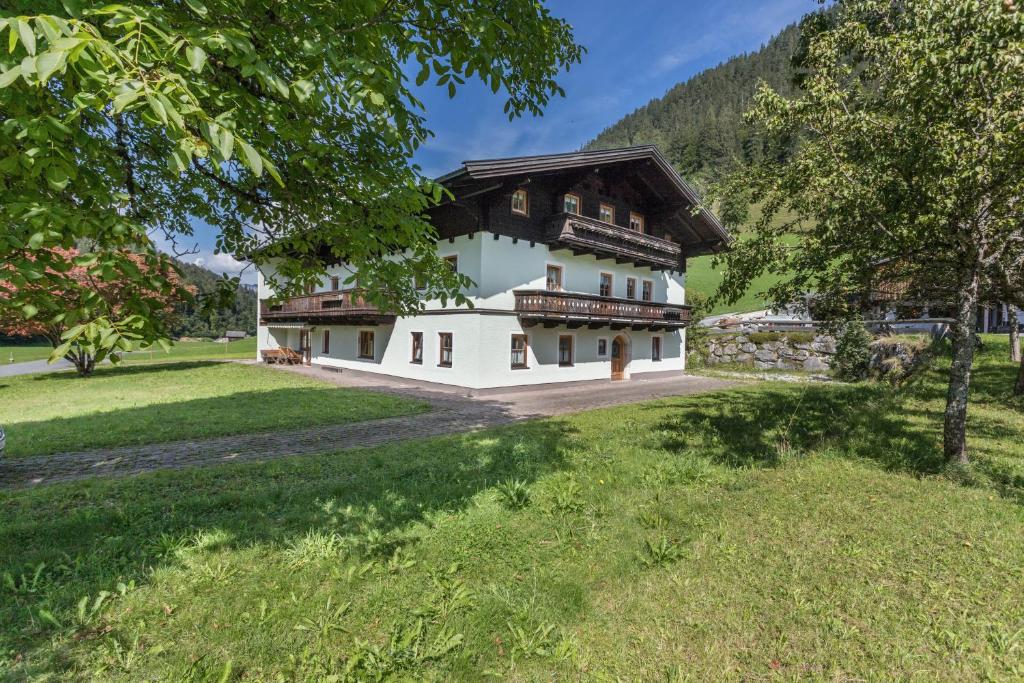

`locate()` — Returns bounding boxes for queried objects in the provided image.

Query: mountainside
[586,22,801,187]
[172,260,257,338]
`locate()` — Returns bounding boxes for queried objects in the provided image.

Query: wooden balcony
[259,290,396,326]
[545,212,683,270]
[514,289,692,331]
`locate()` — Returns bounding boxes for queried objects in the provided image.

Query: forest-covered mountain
[585,22,801,186]
[172,260,257,338]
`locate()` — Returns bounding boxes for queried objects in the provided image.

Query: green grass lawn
[2,339,1022,679]
[0,362,426,458]
[0,338,258,368]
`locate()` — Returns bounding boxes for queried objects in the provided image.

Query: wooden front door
[299,330,311,365]
[611,336,626,380]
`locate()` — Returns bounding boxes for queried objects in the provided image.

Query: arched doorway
[611,334,629,380]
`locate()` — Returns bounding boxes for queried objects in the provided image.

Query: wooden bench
[280,348,305,365]
[261,349,286,364]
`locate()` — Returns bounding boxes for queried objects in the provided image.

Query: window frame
[599,272,613,298]
[629,211,645,233]
[442,254,459,274]
[357,329,375,360]
[642,279,654,302]
[626,277,637,300]
[558,335,574,367]
[322,329,331,355]
[511,188,529,216]
[410,331,423,365]
[652,335,662,362]
[597,338,609,357]
[510,334,529,370]
[599,202,615,224]
[330,276,340,291]
[545,263,564,291]
[438,332,453,368]
[563,193,581,215]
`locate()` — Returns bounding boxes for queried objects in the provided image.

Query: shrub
[833,319,873,381]
[747,331,816,344]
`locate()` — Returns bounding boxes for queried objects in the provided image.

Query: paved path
[0,358,73,378]
[0,368,735,490]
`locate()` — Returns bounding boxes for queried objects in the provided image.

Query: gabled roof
[437,145,731,249]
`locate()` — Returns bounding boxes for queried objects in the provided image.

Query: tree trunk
[1010,306,1021,363]
[943,275,980,465]
[66,349,96,377]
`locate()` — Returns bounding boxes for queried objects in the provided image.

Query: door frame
[611,334,629,381]
[299,329,312,365]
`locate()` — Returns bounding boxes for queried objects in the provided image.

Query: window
[414,274,426,290]
[410,332,423,364]
[322,329,331,354]
[563,193,581,215]
[642,280,654,302]
[626,278,637,300]
[597,338,608,356]
[546,264,563,291]
[558,335,574,367]
[305,281,316,295]
[330,276,340,291]
[438,333,453,367]
[443,255,459,273]
[599,203,615,224]
[511,189,529,216]
[652,336,662,362]
[511,334,528,369]
[599,272,613,298]
[358,330,374,359]
[629,212,645,233]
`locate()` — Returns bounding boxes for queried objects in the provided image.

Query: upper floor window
[444,255,459,273]
[629,212,645,233]
[358,330,374,359]
[410,331,423,364]
[599,272,613,298]
[330,276,340,291]
[599,203,615,224]
[626,277,637,300]
[439,332,453,367]
[511,189,529,216]
[558,335,574,367]
[511,334,528,369]
[546,264,563,291]
[563,193,581,215]
[305,281,316,295]
[642,280,653,302]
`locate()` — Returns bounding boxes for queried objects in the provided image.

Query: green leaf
[368,91,386,107]
[45,164,70,190]
[50,339,73,362]
[185,45,206,73]
[17,19,35,56]
[293,79,314,101]
[184,0,209,16]
[146,94,167,125]
[416,63,430,87]
[22,303,38,318]
[0,64,21,88]
[112,89,140,112]
[35,50,66,83]
[27,231,45,249]
[237,138,262,176]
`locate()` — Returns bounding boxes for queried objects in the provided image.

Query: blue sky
[184,0,814,282]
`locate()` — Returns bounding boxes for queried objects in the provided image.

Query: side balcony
[259,290,396,326]
[514,289,692,331]
[545,212,684,271]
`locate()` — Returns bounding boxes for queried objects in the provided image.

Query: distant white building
[257,147,730,390]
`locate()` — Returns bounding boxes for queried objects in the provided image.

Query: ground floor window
[439,332,453,367]
[322,329,331,354]
[411,331,423,364]
[511,334,529,369]
[558,335,574,367]
[652,336,662,362]
[358,330,374,359]
[597,338,608,356]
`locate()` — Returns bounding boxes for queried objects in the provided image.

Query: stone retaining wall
[703,333,836,372]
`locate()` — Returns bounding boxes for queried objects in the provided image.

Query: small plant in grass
[637,506,668,530]
[640,536,686,568]
[497,479,531,510]
[548,477,585,515]
[833,319,873,381]
[506,620,559,665]
[284,529,347,567]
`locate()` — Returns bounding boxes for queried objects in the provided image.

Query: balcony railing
[514,289,691,330]
[545,212,683,270]
[260,290,396,325]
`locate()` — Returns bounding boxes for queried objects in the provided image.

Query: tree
[0,248,191,376]
[0,2,583,354]
[711,0,1024,464]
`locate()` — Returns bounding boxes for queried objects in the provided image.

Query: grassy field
[2,339,1022,679]
[0,338,258,368]
[0,362,426,458]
